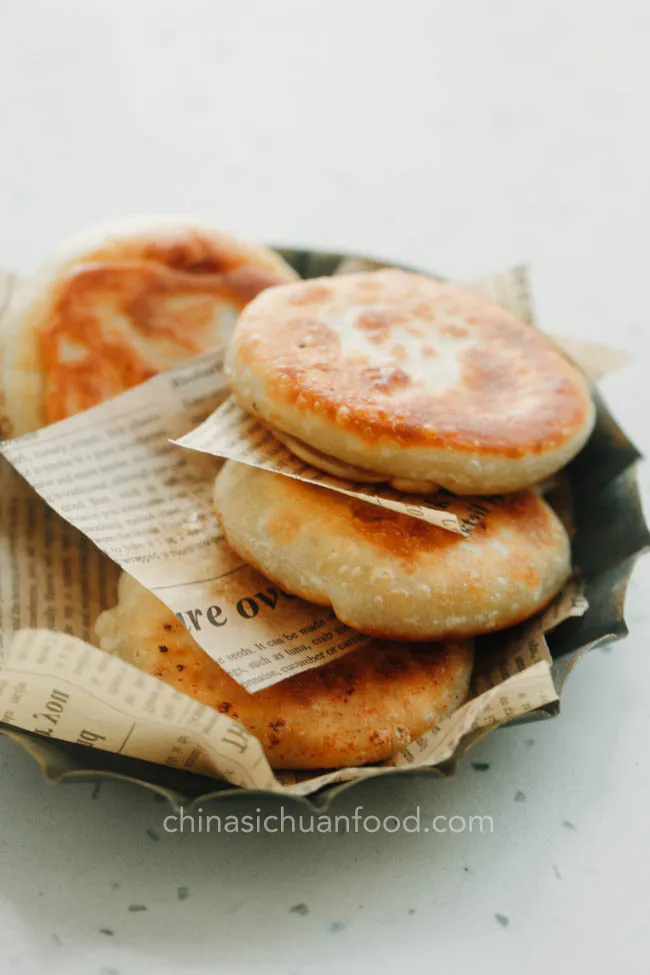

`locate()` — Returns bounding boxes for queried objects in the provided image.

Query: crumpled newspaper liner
[0,251,647,812]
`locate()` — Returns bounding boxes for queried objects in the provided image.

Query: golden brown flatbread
[214,461,571,640]
[2,216,297,435]
[95,573,474,769]
[226,269,594,494]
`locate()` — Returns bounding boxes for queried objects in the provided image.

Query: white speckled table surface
[1,2,649,972]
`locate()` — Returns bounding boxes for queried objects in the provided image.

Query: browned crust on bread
[229,270,593,457]
[213,462,571,641]
[125,607,473,768]
[30,231,294,424]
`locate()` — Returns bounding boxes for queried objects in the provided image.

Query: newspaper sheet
[0,265,612,794]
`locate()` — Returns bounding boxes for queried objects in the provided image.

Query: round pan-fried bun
[95,573,474,769]
[214,461,571,641]
[1,216,298,436]
[226,269,595,495]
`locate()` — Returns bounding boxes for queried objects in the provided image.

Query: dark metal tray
[1,248,647,809]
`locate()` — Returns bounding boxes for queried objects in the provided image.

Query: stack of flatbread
[2,219,595,769]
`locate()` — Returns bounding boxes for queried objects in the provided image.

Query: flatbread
[95,573,474,769]
[214,461,572,640]
[1,216,297,435]
[226,270,595,494]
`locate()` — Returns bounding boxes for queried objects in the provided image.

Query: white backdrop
[0,2,649,973]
